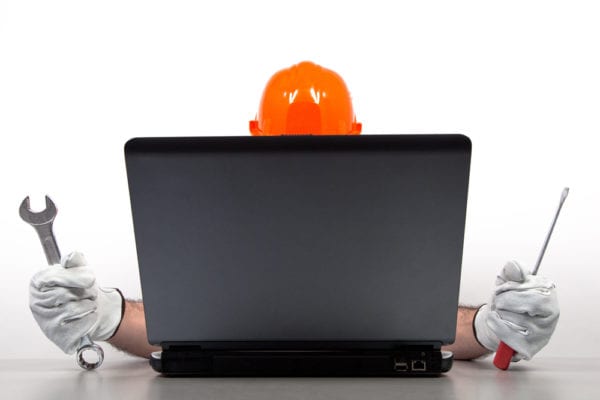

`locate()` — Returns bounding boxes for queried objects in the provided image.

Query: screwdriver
[493,187,569,370]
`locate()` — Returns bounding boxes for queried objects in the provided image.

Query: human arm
[443,306,490,360]
[448,261,560,363]
[107,300,160,358]
[106,262,559,361]
[444,261,560,361]
[473,260,559,362]
[113,304,491,361]
[29,252,124,354]
[28,254,488,361]
[29,252,157,359]
[30,253,558,364]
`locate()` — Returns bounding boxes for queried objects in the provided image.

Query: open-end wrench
[20,195,104,370]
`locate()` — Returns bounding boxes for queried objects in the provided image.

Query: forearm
[107,300,160,359]
[106,302,490,360]
[443,306,491,360]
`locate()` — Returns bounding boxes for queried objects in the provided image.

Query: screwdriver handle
[493,341,515,370]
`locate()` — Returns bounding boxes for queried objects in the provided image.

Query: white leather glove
[474,260,559,361]
[29,252,124,354]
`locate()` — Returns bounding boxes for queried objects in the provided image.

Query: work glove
[474,260,559,361]
[29,252,124,354]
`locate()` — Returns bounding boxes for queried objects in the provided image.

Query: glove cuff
[106,288,126,340]
[91,287,125,341]
[473,304,500,352]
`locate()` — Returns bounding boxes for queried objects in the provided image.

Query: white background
[1,0,598,360]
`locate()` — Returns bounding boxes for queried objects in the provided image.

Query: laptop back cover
[125,134,471,348]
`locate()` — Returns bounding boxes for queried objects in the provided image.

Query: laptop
[124,134,471,376]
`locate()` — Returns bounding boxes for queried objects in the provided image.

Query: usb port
[393,359,408,372]
[411,360,426,371]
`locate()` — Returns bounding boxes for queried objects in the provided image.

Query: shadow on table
[145,373,457,400]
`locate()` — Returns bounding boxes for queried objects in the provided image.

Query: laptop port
[411,360,426,371]
[393,359,408,372]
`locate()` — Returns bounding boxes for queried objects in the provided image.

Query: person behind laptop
[29,61,559,364]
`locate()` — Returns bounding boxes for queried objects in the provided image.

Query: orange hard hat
[250,61,362,136]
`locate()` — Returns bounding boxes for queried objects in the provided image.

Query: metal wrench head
[19,195,58,226]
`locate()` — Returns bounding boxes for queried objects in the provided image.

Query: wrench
[20,195,104,370]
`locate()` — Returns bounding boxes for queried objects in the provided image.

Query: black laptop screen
[125,135,470,346]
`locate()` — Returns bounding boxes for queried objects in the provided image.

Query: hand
[474,260,559,361]
[29,252,124,354]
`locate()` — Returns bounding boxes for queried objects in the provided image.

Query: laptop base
[150,347,453,376]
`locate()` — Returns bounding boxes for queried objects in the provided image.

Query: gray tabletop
[1,357,598,400]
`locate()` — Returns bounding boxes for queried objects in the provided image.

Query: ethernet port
[411,360,426,371]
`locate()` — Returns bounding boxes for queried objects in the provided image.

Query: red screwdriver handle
[494,341,515,370]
